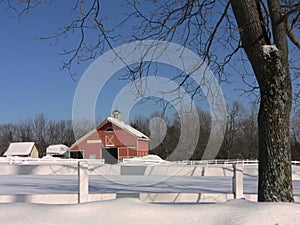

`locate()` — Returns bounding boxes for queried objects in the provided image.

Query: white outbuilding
[4,142,39,158]
[46,144,69,157]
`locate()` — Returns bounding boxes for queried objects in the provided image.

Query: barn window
[89,154,96,159]
[69,151,83,159]
[105,135,114,146]
[106,127,114,132]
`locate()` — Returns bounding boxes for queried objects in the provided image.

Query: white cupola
[112,109,121,121]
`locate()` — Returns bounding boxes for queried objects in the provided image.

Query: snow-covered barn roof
[104,117,149,140]
[4,142,36,156]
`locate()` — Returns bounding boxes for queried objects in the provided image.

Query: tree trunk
[231,0,294,201]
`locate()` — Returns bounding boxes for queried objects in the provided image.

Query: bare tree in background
[72,119,95,140]
[130,115,150,137]
[220,101,245,159]
[241,102,259,159]
[32,113,49,157]
[0,123,14,156]
[147,112,168,151]
[17,120,34,142]
[192,109,211,160]
[291,109,300,159]
[1,0,299,202]
[130,112,171,159]
[48,120,75,147]
[0,118,77,155]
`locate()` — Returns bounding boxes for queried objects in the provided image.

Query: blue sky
[0,2,79,123]
[0,1,252,124]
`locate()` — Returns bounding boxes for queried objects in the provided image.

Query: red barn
[69,111,149,163]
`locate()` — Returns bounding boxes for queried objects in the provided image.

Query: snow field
[0,198,299,225]
[0,160,300,224]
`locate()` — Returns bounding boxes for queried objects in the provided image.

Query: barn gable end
[69,112,149,163]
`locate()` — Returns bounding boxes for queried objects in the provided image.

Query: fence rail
[0,160,299,204]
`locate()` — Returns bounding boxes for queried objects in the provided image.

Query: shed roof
[4,142,36,156]
[46,144,69,155]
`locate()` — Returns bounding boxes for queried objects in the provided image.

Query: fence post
[78,161,89,204]
[232,163,244,199]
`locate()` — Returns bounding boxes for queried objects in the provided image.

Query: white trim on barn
[87,140,102,144]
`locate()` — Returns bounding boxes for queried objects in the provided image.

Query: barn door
[101,148,118,164]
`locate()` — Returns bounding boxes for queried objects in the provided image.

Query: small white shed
[46,144,68,157]
[4,142,39,158]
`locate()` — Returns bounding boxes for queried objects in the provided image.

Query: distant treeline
[130,102,300,160]
[0,114,93,157]
[1,101,300,160]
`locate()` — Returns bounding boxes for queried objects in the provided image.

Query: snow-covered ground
[0,198,299,225]
[1,164,299,196]
[1,175,299,196]
[0,158,299,224]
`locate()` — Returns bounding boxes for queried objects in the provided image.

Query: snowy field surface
[0,198,299,225]
[0,164,299,196]
[0,158,299,225]
[1,175,300,196]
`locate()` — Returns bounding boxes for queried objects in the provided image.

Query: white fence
[173,159,300,166]
[0,161,299,204]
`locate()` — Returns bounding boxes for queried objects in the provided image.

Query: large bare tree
[230,0,298,202]
[2,0,299,202]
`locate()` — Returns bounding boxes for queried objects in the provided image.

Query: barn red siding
[138,140,149,152]
[118,147,128,157]
[137,139,149,157]
[96,123,137,147]
[70,130,103,159]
